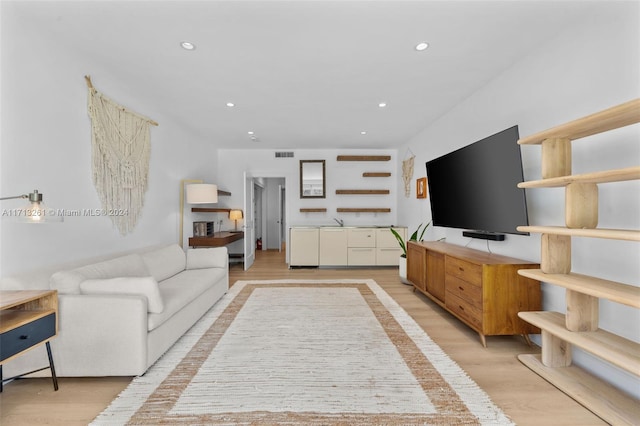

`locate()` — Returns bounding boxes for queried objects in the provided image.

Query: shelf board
[363,172,391,177]
[192,208,231,213]
[218,190,231,196]
[518,353,640,425]
[518,98,640,145]
[519,311,640,375]
[336,208,391,213]
[518,269,640,308]
[335,189,390,195]
[518,166,640,188]
[517,226,640,241]
[336,155,391,162]
[299,208,327,213]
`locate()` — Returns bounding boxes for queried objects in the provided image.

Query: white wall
[397,3,640,397]
[0,7,218,277]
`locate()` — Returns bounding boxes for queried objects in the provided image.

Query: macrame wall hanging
[402,149,415,198]
[86,75,158,235]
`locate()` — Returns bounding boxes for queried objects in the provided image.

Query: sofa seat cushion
[50,254,149,294]
[142,244,187,282]
[147,268,226,331]
[80,277,165,313]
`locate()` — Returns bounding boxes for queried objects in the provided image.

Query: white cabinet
[319,228,348,266]
[347,228,376,265]
[376,227,406,266]
[289,228,319,266]
[290,226,407,267]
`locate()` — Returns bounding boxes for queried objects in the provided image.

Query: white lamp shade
[186,184,218,204]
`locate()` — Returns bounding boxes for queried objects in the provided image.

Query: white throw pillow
[79,276,164,313]
[186,247,228,270]
[142,244,186,282]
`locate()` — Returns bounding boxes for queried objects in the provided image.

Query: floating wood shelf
[518,354,640,425]
[192,208,231,213]
[335,189,390,195]
[299,208,327,213]
[519,311,640,375]
[518,98,640,145]
[218,189,231,196]
[336,208,391,213]
[518,166,640,188]
[336,155,391,162]
[363,172,391,177]
[516,226,640,241]
[518,269,640,308]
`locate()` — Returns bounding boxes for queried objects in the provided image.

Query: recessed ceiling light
[415,42,429,51]
[226,102,235,107]
[180,41,196,50]
[361,131,367,135]
[248,131,254,135]
[378,102,387,108]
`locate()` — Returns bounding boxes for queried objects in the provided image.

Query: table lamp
[229,209,243,232]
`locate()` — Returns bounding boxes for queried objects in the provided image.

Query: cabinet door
[348,248,376,265]
[319,228,348,265]
[289,228,319,266]
[426,251,445,302]
[407,243,426,291]
[347,228,376,247]
[376,227,406,248]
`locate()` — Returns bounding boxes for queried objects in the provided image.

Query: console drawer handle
[458,286,464,291]
[20,335,30,340]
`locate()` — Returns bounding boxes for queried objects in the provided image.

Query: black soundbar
[462,230,506,241]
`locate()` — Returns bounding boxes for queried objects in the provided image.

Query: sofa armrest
[186,247,228,270]
[54,293,149,376]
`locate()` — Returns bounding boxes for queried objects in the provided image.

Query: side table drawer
[0,313,56,362]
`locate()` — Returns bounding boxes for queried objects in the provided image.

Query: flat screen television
[425,125,529,240]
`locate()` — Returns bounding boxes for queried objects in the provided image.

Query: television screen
[425,125,529,238]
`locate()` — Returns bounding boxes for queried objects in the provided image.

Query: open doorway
[245,176,287,268]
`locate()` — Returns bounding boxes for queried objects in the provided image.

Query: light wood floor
[0,250,604,425]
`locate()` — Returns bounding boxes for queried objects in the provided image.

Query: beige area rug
[92,280,513,425]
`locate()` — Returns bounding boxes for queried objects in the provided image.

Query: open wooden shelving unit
[516,98,640,425]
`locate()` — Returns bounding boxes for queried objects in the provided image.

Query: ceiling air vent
[275,152,294,158]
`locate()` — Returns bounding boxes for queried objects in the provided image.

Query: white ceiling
[6,1,602,149]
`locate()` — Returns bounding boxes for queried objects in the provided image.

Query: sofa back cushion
[141,244,186,282]
[80,277,164,313]
[50,253,148,294]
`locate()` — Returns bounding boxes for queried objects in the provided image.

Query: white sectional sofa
[0,244,228,377]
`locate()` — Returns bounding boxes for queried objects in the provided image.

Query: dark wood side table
[0,290,59,391]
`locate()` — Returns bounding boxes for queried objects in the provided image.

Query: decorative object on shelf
[391,221,430,285]
[229,209,243,232]
[402,149,415,198]
[300,160,326,199]
[193,221,213,237]
[0,189,63,223]
[179,179,218,246]
[86,75,157,235]
[416,177,427,199]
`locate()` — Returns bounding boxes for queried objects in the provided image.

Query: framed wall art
[416,177,427,199]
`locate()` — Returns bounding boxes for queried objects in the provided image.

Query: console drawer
[446,292,482,330]
[446,257,482,287]
[446,275,482,306]
[0,312,56,362]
